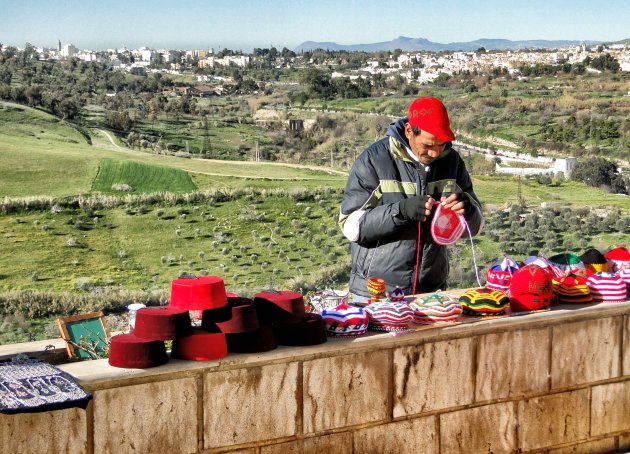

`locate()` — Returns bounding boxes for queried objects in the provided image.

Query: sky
[2,0,629,52]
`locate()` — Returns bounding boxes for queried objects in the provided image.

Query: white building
[60,43,77,58]
[554,157,577,177]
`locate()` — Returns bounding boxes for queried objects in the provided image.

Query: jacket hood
[386,117,409,146]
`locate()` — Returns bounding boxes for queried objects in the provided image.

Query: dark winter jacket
[339,118,484,297]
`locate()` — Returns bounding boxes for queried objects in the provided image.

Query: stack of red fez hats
[203,296,277,353]
[254,290,327,346]
[169,276,229,361]
[109,276,230,368]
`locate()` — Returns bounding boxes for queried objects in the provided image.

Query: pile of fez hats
[109,277,326,369]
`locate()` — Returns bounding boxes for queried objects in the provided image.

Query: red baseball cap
[407,97,455,142]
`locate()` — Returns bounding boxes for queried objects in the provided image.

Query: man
[339,97,484,303]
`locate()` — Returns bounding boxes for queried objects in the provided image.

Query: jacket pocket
[355,245,377,279]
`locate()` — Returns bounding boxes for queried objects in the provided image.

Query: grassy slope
[0,101,347,197]
[0,194,346,292]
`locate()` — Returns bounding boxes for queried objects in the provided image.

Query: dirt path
[96,129,124,150]
[89,128,347,178]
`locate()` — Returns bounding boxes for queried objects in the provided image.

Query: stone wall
[1,302,629,453]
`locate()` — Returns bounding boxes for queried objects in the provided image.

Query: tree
[571,157,623,191]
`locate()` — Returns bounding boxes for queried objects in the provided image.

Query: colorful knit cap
[586,272,627,303]
[387,285,406,302]
[552,273,592,304]
[509,264,553,312]
[367,277,386,301]
[364,300,414,332]
[320,304,369,336]
[604,247,630,273]
[430,203,465,246]
[580,248,609,274]
[408,293,462,324]
[458,287,510,316]
[521,256,564,279]
[485,256,520,295]
[620,268,630,299]
[548,253,585,274]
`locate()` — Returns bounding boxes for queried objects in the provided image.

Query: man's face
[404,125,447,166]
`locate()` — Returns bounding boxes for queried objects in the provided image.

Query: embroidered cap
[407,97,455,142]
[408,293,462,324]
[509,264,553,312]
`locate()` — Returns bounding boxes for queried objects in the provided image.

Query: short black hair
[411,126,422,136]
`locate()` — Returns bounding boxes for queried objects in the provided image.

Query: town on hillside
[9,40,630,85]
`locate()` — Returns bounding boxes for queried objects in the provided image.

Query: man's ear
[404,122,412,140]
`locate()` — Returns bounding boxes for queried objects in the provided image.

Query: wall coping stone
[2,300,629,392]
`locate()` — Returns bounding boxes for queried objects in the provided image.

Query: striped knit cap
[320,304,369,336]
[580,248,609,273]
[364,300,414,332]
[458,287,510,316]
[548,253,585,274]
[620,268,630,299]
[485,256,520,295]
[408,293,462,324]
[604,247,630,273]
[586,272,627,303]
[552,273,592,304]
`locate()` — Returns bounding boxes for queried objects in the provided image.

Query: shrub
[76,278,95,292]
[111,183,133,192]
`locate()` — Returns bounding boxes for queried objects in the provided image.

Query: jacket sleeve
[339,152,409,244]
[455,155,484,236]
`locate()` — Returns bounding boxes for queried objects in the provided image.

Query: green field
[92,158,198,193]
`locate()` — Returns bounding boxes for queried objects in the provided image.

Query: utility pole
[255,140,260,161]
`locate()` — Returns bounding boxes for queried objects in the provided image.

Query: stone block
[217,449,256,454]
[93,377,198,454]
[547,437,616,454]
[205,362,299,448]
[517,389,589,451]
[620,433,630,450]
[260,432,352,454]
[0,407,86,453]
[623,315,630,376]
[476,328,550,401]
[393,338,474,417]
[551,318,621,389]
[591,380,630,436]
[439,402,516,454]
[353,416,436,454]
[303,350,389,433]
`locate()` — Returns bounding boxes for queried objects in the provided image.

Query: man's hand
[399,195,435,221]
[440,193,467,215]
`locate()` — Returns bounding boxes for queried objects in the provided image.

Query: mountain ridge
[294,35,609,52]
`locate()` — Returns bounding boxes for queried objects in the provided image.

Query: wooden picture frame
[56,311,111,359]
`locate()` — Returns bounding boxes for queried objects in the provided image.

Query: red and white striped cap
[586,272,627,303]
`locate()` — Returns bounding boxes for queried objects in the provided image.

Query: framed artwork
[56,312,111,359]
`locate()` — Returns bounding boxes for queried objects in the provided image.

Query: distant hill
[294,36,604,52]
